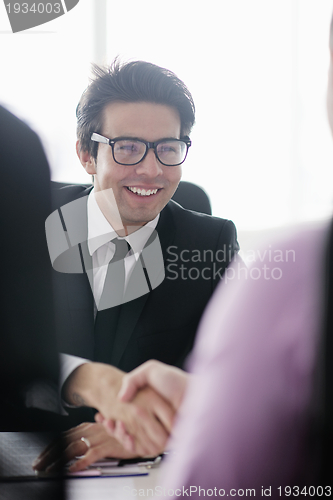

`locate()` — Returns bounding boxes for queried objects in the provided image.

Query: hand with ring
[32,422,138,473]
[80,436,91,451]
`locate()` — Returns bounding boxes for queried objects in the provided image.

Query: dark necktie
[94,238,130,364]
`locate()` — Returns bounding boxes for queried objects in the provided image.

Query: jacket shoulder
[50,182,92,210]
[167,199,236,234]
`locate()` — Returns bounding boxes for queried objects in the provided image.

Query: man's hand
[32,423,138,473]
[96,360,189,453]
[63,361,175,456]
[62,362,124,411]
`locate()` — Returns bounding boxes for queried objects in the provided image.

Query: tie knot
[112,238,130,262]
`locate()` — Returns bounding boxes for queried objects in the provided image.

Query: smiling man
[82,101,185,229]
[46,59,239,460]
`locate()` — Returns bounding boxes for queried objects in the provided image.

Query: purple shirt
[161,221,328,498]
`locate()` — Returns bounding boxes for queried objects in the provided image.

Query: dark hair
[76,59,195,159]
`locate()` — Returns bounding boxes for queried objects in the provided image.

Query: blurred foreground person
[0,105,61,430]
[0,105,64,498]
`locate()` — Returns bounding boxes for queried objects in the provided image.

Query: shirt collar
[87,188,159,257]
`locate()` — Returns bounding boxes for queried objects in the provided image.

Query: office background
[1,0,333,235]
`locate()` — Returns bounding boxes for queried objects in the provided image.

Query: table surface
[66,466,163,500]
[0,432,165,500]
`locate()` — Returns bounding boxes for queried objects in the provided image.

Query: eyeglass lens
[113,139,187,166]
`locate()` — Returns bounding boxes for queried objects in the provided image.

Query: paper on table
[86,459,119,467]
[66,465,148,478]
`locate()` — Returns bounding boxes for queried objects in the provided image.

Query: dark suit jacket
[51,184,239,372]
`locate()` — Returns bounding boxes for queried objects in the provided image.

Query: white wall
[1,0,333,232]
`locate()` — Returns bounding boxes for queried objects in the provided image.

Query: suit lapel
[110,202,176,367]
[79,239,94,296]
[63,269,94,315]
[60,190,95,343]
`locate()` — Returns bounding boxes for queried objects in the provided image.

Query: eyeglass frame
[90,133,192,167]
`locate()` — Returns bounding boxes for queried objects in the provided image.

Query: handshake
[33,360,189,473]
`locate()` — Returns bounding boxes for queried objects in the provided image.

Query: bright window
[1,0,333,231]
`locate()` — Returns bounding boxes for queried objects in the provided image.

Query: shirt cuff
[60,353,91,411]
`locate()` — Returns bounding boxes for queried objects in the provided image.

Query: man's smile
[125,186,162,197]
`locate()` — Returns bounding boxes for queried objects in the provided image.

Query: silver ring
[80,437,91,451]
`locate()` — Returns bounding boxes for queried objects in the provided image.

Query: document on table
[0,449,162,481]
[64,456,163,478]
[66,465,148,478]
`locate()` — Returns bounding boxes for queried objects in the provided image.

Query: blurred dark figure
[0,105,60,429]
[0,106,64,498]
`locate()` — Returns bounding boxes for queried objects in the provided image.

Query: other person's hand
[96,360,189,453]
[119,360,189,410]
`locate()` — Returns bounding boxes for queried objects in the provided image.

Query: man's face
[81,101,182,229]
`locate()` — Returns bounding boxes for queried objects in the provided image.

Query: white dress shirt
[61,188,159,390]
[87,190,159,307]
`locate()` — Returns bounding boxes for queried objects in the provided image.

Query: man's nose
[135,148,163,177]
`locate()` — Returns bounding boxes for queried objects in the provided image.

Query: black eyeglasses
[91,133,191,166]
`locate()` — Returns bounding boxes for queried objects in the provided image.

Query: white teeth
[128,187,158,196]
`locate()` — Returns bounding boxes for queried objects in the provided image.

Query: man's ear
[76,140,96,175]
